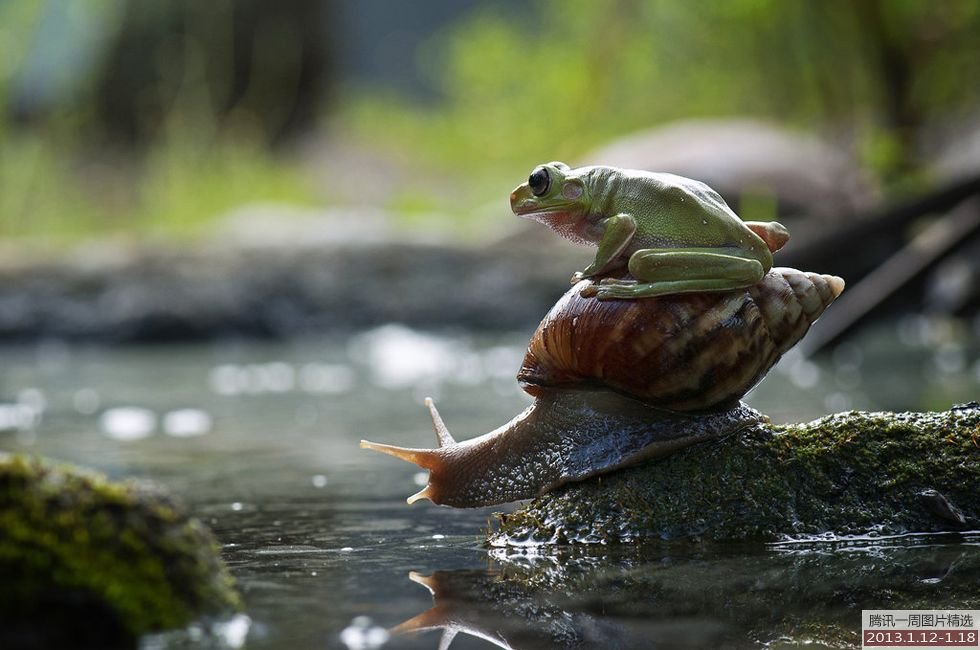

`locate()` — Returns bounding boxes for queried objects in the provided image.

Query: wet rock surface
[0,453,241,647]
[490,403,980,545]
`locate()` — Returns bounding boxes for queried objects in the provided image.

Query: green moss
[0,454,240,644]
[490,403,980,545]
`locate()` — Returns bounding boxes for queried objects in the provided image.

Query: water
[1,320,978,649]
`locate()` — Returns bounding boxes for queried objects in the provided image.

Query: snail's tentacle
[358,438,445,504]
[358,440,442,471]
[424,397,456,447]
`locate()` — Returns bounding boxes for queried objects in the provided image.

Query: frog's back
[648,171,736,219]
[587,166,760,250]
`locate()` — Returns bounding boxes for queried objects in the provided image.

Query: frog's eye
[528,167,551,197]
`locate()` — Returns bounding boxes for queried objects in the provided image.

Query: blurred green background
[1,0,979,244]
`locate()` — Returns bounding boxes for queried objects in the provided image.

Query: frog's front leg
[571,213,636,285]
[595,248,765,299]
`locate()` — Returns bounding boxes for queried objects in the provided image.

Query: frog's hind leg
[596,248,765,299]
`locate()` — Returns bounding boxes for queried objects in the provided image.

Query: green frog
[510,162,789,299]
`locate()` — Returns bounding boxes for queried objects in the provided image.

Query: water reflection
[393,569,667,650]
[1,328,978,648]
[392,535,980,649]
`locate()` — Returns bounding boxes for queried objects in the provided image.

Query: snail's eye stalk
[528,167,551,196]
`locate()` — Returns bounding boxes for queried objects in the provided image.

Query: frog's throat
[519,208,593,246]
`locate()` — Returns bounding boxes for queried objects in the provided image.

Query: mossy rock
[490,403,980,545]
[0,453,241,648]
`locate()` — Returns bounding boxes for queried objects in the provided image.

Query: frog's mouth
[516,206,572,225]
[510,194,577,222]
[510,185,575,219]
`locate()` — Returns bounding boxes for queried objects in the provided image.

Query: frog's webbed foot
[596,283,651,300]
[745,221,790,253]
[595,278,735,300]
[579,276,633,298]
[595,278,649,299]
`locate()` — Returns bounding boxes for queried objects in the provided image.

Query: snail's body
[361,268,844,508]
[363,388,762,508]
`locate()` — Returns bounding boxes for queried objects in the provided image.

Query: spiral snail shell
[361,267,844,508]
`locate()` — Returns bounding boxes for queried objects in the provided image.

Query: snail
[361,266,844,508]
